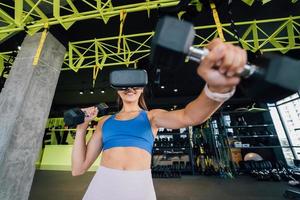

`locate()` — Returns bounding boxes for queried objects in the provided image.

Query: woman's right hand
[82,106,98,122]
[77,106,98,129]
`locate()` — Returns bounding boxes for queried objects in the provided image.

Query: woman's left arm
[150,38,247,129]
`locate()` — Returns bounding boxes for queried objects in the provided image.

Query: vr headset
[109,69,148,90]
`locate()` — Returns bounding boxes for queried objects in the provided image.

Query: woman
[72,38,247,200]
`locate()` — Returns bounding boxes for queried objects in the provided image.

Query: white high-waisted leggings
[82,166,157,200]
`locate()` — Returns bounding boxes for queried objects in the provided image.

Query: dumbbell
[163,138,168,148]
[150,16,300,92]
[180,161,185,171]
[186,161,191,171]
[169,138,174,147]
[165,138,170,147]
[63,103,108,127]
[158,138,162,147]
[154,138,159,147]
[271,169,282,182]
[173,161,179,171]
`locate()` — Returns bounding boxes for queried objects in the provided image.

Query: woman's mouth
[124,91,135,96]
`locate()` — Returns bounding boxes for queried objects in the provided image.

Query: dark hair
[117,90,148,111]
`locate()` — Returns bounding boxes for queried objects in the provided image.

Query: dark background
[0,0,299,116]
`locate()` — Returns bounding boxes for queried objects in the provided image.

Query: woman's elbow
[71,167,86,176]
[72,171,82,176]
[186,117,206,127]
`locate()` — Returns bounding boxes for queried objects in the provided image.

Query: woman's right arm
[71,112,109,176]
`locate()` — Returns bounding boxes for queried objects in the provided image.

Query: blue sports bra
[102,110,154,154]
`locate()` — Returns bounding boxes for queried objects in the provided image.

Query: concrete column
[0,32,66,200]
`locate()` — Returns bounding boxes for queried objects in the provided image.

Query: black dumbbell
[157,138,162,147]
[186,161,191,171]
[154,138,159,147]
[150,16,300,92]
[169,138,174,147]
[166,138,171,147]
[162,138,168,147]
[266,161,273,170]
[64,103,108,127]
[179,137,185,147]
[180,161,185,171]
[260,161,266,170]
[173,161,179,171]
[271,169,282,182]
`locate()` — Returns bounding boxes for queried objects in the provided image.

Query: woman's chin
[123,98,138,103]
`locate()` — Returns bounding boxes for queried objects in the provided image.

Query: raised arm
[71,111,110,176]
[150,38,247,129]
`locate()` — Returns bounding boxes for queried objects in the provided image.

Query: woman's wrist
[207,85,234,93]
[76,121,89,132]
[204,84,236,102]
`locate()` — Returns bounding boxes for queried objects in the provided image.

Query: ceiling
[0,0,299,117]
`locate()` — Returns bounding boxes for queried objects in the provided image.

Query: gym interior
[0,1,300,200]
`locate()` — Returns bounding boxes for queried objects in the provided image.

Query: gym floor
[29,170,290,200]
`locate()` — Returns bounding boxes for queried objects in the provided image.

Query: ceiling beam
[1,16,300,83]
[1,0,298,43]
[0,0,179,42]
[63,16,300,71]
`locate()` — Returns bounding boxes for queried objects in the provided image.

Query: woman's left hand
[197,38,247,93]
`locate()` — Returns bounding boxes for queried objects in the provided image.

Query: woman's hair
[117,90,148,111]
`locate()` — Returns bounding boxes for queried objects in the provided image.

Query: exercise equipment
[283,189,300,199]
[152,161,196,178]
[150,16,300,92]
[239,160,298,182]
[64,103,108,127]
[110,69,148,90]
[244,153,263,161]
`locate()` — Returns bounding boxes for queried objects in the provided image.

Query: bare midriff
[100,147,152,170]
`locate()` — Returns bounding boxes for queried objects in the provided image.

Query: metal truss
[1,16,300,84]
[242,0,298,6]
[1,0,298,43]
[64,16,300,70]
[0,51,14,79]
[0,0,179,43]
[66,32,154,86]
[193,16,300,53]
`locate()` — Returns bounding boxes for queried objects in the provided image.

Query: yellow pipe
[33,23,49,66]
[210,2,225,41]
[118,10,127,54]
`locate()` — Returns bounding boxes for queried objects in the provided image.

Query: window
[269,93,300,166]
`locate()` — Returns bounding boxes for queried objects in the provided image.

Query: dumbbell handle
[82,103,108,117]
[188,46,262,78]
[64,103,108,127]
